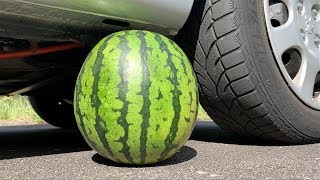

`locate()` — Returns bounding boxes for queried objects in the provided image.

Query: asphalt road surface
[1,121,320,179]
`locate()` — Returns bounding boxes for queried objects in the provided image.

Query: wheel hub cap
[298,3,319,51]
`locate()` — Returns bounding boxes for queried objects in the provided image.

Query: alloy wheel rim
[264,0,320,110]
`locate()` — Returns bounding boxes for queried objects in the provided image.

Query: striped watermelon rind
[74,30,198,164]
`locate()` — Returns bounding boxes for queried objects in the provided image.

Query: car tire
[176,0,320,144]
[29,93,76,129]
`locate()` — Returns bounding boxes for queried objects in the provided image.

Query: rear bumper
[0,0,194,44]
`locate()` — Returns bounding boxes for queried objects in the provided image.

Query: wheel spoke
[293,54,320,99]
[269,20,302,60]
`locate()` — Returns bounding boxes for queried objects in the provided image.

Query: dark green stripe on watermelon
[169,40,195,124]
[102,33,135,164]
[168,40,188,76]
[90,36,121,162]
[74,52,100,150]
[168,38,199,124]
[136,31,151,164]
[154,34,182,160]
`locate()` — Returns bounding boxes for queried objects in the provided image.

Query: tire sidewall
[29,93,76,129]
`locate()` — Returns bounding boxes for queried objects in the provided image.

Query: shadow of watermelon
[91,146,197,167]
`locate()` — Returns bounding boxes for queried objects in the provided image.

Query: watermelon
[74,30,198,165]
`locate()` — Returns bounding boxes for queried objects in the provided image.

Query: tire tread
[184,0,318,143]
